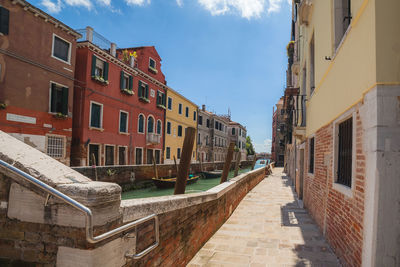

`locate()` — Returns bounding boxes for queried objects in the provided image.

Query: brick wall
[303,110,365,267]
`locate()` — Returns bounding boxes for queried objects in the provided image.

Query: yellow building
[286,0,400,266]
[164,88,198,163]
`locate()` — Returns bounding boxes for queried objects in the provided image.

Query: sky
[33,0,292,153]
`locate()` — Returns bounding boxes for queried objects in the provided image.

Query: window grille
[337,117,352,187]
[47,136,64,158]
[309,137,314,173]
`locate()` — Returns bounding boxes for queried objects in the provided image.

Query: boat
[152,175,199,189]
[259,160,266,164]
[201,170,223,179]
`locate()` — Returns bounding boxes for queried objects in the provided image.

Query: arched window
[147,116,154,133]
[138,114,144,133]
[157,120,162,135]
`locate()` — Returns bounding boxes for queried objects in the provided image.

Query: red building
[71,27,166,166]
[0,0,80,166]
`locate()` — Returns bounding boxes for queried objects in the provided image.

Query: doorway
[299,149,304,200]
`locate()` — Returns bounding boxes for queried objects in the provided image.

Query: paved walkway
[188,168,340,267]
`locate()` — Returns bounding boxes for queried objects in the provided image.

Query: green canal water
[121,160,269,200]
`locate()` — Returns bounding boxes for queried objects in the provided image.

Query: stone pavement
[187,168,341,267]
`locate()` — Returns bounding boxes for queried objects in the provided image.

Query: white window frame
[332,108,356,198]
[149,57,156,69]
[153,149,162,164]
[87,143,101,166]
[135,147,144,165]
[166,121,171,135]
[137,113,145,134]
[167,97,173,110]
[48,80,68,115]
[307,134,315,177]
[156,119,162,135]
[51,33,71,65]
[119,110,129,134]
[117,145,128,165]
[104,144,115,166]
[89,101,103,130]
[45,134,66,159]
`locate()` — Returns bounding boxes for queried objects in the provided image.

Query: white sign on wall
[150,89,155,98]
[6,113,36,124]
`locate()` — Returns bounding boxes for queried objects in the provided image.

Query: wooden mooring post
[152,153,158,179]
[234,151,240,177]
[174,127,196,195]
[220,142,235,184]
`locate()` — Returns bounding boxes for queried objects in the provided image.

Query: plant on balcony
[148,66,158,74]
[121,88,134,96]
[0,103,7,110]
[286,41,295,68]
[53,112,68,119]
[106,169,116,176]
[157,104,166,110]
[91,75,109,85]
[139,96,150,103]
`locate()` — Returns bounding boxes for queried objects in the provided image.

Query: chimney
[202,104,205,111]
[110,43,116,57]
[129,56,135,68]
[86,26,93,42]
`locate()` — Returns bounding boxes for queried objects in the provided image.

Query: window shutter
[138,81,142,97]
[145,84,149,98]
[61,87,68,115]
[129,75,133,90]
[0,7,10,35]
[156,91,160,105]
[120,71,124,89]
[162,93,166,106]
[103,62,109,80]
[50,84,57,113]
[91,55,96,77]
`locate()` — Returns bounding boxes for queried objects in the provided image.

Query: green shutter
[103,62,109,80]
[91,55,97,77]
[61,87,68,115]
[156,91,160,105]
[129,75,133,90]
[145,84,149,99]
[50,84,57,113]
[120,71,124,89]
[138,81,142,97]
[162,93,166,106]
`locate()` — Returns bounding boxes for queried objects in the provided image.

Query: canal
[122,159,269,200]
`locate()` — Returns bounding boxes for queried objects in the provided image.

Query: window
[310,34,315,95]
[177,148,181,159]
[89,144,100,166]
[334,0,351,50]
[135,148,143,165]
[90,102,102,128]
[178,103,182,114]
[193,111,196,121]
[118,147,126,165]
[91,55,108,81]
[119,111,128,133]
[157,120,162,135]
[166,147,170,159]
[147,149,153,164]
[198,133,201,145]
[50,83,68,115]
[149,58,156,71]
[168,97,172,110]
[120,71,133,91]
[185,107,189,117]
[178,125,182,137]
[105,146,114,166]
[167,122,171,134]
[138,114,145,133]
[309,137,315,174]
[0,7,9,35]
[198,115,203,125]
[337,117,353,187]
[232,128,236,135]
[46,135,65,158]
[52,35,70,63]
[215,121,218,129]
[155,150,160,164]
[206,119,210,128]
[138,81,149,100]
[147,116,154,133]
[156,91,166,107]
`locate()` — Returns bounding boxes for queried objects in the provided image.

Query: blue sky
[34,0,291,153]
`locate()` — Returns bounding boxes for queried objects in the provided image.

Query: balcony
[146,133,161,145]
[299,0,313,26]
[293,126,306,140]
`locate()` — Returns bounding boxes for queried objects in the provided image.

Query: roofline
[13,0,81,39]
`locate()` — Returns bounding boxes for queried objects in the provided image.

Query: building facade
[271,98,285,167]
[71,28,166,166]
[0,0,80,166]
[283,0,400,266]
[164,88,197,163]
[197,105,213,162]
[212,115,229,162]
[228,121,247,161]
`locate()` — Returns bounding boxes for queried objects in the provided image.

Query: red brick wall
[303,110,365,267]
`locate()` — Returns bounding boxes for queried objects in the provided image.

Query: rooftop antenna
[228,107,231,119]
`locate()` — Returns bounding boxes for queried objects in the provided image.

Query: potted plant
[91,75,109,85]
[139,96,150,103]
[53,112,68,119]
[0,103,7,110]
[121,88,134,95]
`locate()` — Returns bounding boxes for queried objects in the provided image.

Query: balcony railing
[147,133,161,145]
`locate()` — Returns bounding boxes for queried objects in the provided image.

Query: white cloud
[176,0,183,7]
[267,0,288,14]
[125,0,149,6]
[65,0,92,9]
[198,0,266,19]
[41,0,62,13]
[254,138,272,153]
[97,0,111,6]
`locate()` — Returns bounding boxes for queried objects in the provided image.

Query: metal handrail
[0,159,159,259]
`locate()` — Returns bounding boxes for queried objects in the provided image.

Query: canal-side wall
[121,166,267,266]
[72,160,253,188]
